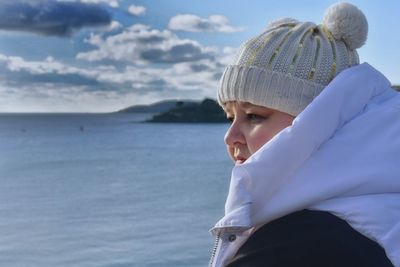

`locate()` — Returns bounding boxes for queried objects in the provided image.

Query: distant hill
[117,99,197,113]
[147,98,226,123]
[393,85,400,91]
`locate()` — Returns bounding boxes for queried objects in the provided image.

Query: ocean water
[0,113,232,267]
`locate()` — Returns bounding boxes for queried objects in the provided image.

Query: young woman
[209,3,399,267]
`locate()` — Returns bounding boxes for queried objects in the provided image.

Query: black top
[225,210,393,267]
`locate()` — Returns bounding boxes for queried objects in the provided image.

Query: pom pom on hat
[322,2,368,50]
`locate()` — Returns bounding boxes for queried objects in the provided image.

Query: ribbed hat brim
[218,65,325,116]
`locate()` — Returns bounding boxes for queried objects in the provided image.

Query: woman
[209,2,399,267]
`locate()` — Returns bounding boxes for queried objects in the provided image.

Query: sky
[0,0,399,112]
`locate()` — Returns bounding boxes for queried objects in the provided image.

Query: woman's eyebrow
[240,102,262,110]
[240,102,274,113]
[240,103,253,109]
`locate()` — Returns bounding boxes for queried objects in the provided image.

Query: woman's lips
[235,156,247,164]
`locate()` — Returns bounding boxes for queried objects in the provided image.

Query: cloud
[0,12,239,112]
[100,20,122,32]
[0,54,106,86]
[0,53,179,92]
[58,0,120,8]
[128,4,146,16]
[0,53,141,112]
[0,46,236,112]
[140,43,212,63]
[168,14,244,33]
[0,1,112,36]
[0,82,141,113]
[0,54,203,112]
[76,24,217,64]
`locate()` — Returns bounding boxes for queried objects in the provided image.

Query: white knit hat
[218,2,368,116]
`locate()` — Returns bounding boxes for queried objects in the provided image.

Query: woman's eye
[246,113,265,122]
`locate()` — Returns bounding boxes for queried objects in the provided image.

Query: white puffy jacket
[210,63,400,267]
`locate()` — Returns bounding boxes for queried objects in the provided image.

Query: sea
[0,113,233,267]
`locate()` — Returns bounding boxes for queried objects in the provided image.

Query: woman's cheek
[249,131,273,153]
[227,146,235,161]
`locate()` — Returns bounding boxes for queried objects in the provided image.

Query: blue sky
[0,0,399,112]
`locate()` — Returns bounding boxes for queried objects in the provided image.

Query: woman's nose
[224,121,245,146]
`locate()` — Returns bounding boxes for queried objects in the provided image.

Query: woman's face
[224,101,294,164]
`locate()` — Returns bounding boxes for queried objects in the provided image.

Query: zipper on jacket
[208,233,221,267]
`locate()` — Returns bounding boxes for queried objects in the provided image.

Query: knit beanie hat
[218,2,368,116]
